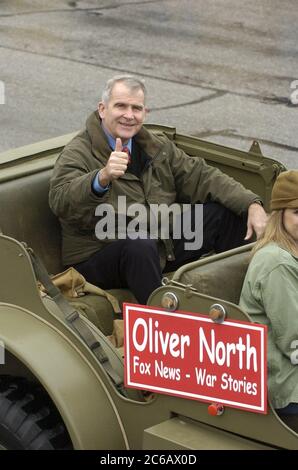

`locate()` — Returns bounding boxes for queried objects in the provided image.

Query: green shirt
[239,243,298,409]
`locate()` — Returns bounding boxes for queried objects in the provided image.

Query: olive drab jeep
[0,125,297,450]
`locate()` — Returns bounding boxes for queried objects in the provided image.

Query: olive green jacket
[240,243,298,409]
[49,111,259,266]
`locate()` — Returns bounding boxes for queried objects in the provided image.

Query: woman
[240,170,298,431]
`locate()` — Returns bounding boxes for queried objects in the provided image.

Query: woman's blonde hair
[252,209,298,256]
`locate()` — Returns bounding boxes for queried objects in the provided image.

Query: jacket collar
[86,111,163,164]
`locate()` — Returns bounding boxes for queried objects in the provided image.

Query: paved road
[0,0,297,168]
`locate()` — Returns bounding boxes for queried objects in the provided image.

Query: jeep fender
[0,302,128,450]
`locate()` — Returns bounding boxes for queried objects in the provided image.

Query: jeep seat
[0,166,177,334]
[0,168,137,334]
[172,244,254,305]
[0,170,62,275]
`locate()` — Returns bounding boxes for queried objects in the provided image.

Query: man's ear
[98,102,105,119]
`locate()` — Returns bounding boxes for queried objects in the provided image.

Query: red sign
[124,304,267,414]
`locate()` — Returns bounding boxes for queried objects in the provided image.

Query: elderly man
[49,75,267,305]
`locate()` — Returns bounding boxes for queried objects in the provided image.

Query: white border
[125,305,266,412]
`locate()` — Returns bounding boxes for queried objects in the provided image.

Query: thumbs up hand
[114,137,124,153]
[99,138,129,186]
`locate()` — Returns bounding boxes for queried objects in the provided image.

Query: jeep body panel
[0,125,295,450]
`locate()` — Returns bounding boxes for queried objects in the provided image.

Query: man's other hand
[99,138,129,187]
[245,202,268,240]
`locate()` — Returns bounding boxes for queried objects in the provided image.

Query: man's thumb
[115,137,122,152]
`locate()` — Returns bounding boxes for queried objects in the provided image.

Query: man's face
[98,82,147,143]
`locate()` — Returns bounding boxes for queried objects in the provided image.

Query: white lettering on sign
[198,327,257,371]
[132,317,190,359]
[133,356,151,375]
[221,373,257,395]
[155,360,181,381]
[125,305,267,413]
[194,368,258,395]
[195,367,217,387]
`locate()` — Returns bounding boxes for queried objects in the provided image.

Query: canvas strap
[25,245,126,395]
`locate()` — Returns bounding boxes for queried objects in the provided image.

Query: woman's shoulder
[252,243,296,270]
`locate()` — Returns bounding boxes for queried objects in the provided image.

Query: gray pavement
[0,0,297,168]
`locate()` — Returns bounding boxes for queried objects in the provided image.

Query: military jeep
[0,125,297,450]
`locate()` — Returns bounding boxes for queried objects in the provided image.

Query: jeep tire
[0,376,72,450]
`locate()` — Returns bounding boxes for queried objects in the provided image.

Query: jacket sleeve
[258,263,298,359]
[49,136,110,226]
[168,142,260,215]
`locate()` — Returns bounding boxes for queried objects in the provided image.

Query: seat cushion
[68,289,137,335]
[0,169,62,275]
[174,246,253,304]
[65,275,175,335]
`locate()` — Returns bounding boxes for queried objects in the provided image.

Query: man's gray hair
[101,75,147,104]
